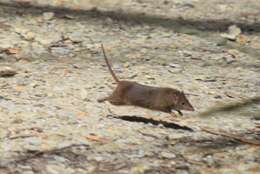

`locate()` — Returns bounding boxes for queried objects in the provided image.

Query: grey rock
[176,170,189,174]
[22,171,34,174]
[53,155,67,163]
[221,25,241,41]
[46,164,74,174]
[0,66,17,77]
[43,12,55,21]
[160,151,176,159]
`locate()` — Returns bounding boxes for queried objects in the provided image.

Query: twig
[200,127,260,146]
[178,153,204,166]
[6,144,89,165]
[137,130,159,139]
[8,135,35,140]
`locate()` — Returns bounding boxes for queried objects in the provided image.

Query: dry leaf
[106,126,115,132]
[236,35,247,44]
[63,69,71,76]
[76,111,88,118]
[85,134,108,143]
[5,48,20,54]
[14,85,26,92]
[40,134,49,140]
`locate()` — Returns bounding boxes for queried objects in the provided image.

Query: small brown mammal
[98,44,194,116]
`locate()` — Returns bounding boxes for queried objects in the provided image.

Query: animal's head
[174,91,195,111]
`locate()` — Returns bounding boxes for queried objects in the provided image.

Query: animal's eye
[182,102,185,105]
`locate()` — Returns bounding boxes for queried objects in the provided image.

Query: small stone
[214,95,222,99]
[5,47,20,54]
[105,17,113,24]
[23,31,35,41]
[43,12,55,20]
[22,171,34,174]
[64,15,75,19]
[124,62,130,68]
[0,66,17,77]
[66,33,83,43]
[227,49,239,58]
[223,56,235,64]
[129,73,138,79]
[26,137,42,146]
[53,155,67,163]
[217,4,230,12]
[145,75,155,80]
[161,151,176,159]
[221,25,241,41]
[94,156,103,162]
[72,64,81,69]
[131,164,149,174]
[46,165,60,174]
[46,164,73,174]
[168,63,180,68]
[183,51,192,57]
[203,155,215,166]
[80,89,88,100]
[176,170,189,174]
[236,34,247,44]
[18,165,32,170]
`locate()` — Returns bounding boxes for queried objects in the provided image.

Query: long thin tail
[101,44,120,83]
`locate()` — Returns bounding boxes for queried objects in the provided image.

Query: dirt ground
[0,0,259,174]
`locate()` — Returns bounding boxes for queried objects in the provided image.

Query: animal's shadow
[107,114,194,132]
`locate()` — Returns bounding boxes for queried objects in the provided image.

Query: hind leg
[99,94,125,105]
[97,96,109,103]
[109,98,125,105]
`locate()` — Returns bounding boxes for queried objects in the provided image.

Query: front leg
[168,112,181,122]
[170,112,178,118]
[177,110,183,116]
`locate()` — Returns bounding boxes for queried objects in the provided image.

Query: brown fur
[98,44,194,115]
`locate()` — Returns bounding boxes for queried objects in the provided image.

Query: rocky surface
[0,1,259,174]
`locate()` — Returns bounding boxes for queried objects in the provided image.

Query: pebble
[145,75,155,80]
[160,151,176,159]
[43,12,55,21]
[23,31,35,41]
[0,66,17,77]
[203,155,215,166]
[26,137,42,146]
[53,155,67,163]
[221,25,241,41]
[46,165,61,174]
[176,170,189,174]
[46,164,74,174]
[22,171,34,174]
[124,62,130,68]
[168,63,180,68]
[131,164,149,174]
[223,56,235,64]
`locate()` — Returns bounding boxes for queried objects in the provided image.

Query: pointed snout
[186,105,195,111]
[189,106,195,111]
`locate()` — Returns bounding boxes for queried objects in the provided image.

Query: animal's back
[121,81,171,111]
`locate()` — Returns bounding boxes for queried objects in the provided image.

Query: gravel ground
[0,1,259,174]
